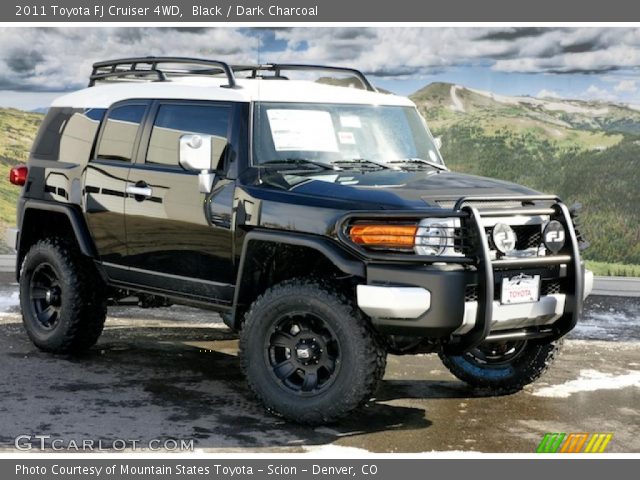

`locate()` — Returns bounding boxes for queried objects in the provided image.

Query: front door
[121,101,236,304]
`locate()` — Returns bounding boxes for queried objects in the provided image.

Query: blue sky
[1,27,639,109]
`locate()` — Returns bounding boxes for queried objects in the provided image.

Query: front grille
[465,285,479,302]
[542,280,562,295]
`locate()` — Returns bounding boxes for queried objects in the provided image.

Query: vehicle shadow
[0,322,434,452]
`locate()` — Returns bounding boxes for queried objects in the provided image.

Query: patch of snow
[449,85,465,113]
[532,369,640,398]
[303,444,372,456]
[0,290,19,313]
[466,86,611,115]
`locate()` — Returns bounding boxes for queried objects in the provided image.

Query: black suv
[7,58,593,424]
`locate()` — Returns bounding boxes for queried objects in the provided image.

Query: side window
[146,104,230,168]
[96,104,147,162]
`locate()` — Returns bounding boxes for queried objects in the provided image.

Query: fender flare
[19,199,98,258]
[229,229,365,329]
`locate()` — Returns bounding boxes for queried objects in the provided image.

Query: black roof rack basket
[89,57,376,92]
[89,57,237,88]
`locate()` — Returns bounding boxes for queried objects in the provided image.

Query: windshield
[252,102,444,168]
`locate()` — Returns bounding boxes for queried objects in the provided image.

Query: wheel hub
[267,315,340,394]
[45,287,61,306]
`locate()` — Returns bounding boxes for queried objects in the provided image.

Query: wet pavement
[0,273,638,453]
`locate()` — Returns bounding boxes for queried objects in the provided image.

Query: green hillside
[0,108,43,252]
[412,83,640,268]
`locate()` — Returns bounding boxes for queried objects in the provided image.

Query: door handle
[126,184,153,199]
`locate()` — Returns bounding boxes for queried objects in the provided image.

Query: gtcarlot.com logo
[536,432,613,453]
[15,435,194,451]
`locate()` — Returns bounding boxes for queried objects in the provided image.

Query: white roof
[51,77,415,109]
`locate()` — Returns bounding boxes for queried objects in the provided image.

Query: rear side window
[96,104,147,162]
[146,104,230,168]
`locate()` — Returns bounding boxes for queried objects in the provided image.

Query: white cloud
[583,85,617,101]
[614,79,637,93]
[2,27,640,92]
[537,89,561,99]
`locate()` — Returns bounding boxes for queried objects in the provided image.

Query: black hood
[270,168,541,210]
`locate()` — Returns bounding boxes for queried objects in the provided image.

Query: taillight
[9,165,28,186]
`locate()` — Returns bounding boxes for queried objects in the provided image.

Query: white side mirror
[179,134,216,194]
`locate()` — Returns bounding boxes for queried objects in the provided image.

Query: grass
[585,260,640,277]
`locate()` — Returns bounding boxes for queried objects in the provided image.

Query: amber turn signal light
[349,224,417,248]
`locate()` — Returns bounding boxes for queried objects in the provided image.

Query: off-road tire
[439,339,563,394]
[19,238,107,353]
[239,279,386,425]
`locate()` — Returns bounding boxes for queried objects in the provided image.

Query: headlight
[543,220,566,253]
[414,218,461,256]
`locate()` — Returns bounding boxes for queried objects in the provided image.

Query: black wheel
[20,238,107,353]
[439,339,563,394]
[239,279,386,425]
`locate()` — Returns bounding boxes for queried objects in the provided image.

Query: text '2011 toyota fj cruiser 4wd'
[6,57,593,424]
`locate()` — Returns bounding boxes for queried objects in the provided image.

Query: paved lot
[0,273,638,453]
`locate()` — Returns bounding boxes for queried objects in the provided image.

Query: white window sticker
[339,115,362,128]
[338,131,356,144]
[267,109,338,152]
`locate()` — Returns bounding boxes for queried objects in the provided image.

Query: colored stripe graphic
[536,433,565,453]
[560,433,589,453]
[584,433,613,453]
[537,433,613,453]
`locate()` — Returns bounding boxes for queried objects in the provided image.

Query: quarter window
[146,104,230,168]
[96,104,147,162]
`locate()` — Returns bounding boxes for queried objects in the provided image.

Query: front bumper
[348,195,589,351]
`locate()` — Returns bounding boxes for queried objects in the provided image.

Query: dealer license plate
[500,274,540,305]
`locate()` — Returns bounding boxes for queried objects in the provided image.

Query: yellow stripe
[597,434,613,453]
[590,434,605,453]
[584,434,598,453]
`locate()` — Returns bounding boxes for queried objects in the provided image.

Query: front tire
[239,279,386,425]
[439,339,563,394]
[19,238,107,353]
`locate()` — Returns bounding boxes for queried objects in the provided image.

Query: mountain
[0,108,43,253]
[412,83,640,267]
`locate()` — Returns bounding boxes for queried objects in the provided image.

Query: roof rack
[231,64,377,92]
[89,57,377,92]
[89,57,237,88]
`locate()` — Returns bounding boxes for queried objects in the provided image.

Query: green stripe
[537,433,566,453]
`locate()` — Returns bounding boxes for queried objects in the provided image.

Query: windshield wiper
[388,158,448,171]
[333,158,398,170]
[257,158,340,171]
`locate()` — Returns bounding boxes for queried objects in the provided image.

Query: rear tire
[19,238,107,353]
[439,339,563,394]
[239,279,386,425]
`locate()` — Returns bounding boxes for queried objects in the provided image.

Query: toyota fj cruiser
[6,57,593,424]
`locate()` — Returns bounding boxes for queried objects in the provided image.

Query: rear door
[84,101,150,265]
[120,100,237,303]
